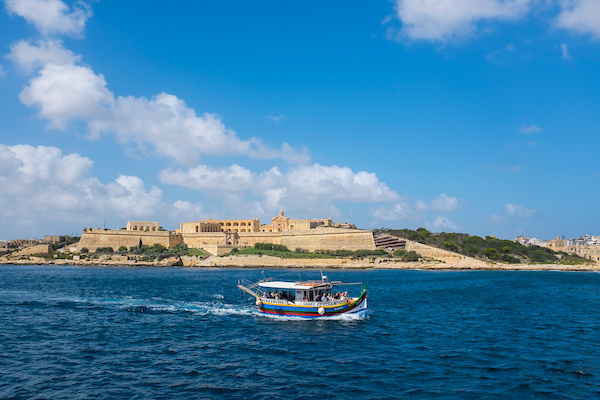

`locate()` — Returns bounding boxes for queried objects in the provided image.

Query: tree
[118,245,128,253]
[80,247,89,254]
[484,248,497,258]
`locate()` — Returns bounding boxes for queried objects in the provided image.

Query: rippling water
[1,265,599,399]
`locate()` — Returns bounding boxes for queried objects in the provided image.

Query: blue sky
[0,0,599,240]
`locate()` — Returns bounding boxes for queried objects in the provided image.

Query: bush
[80,247,89,254]
[150,243,167,253]
[96,247,114,254]
[254,243,289,252]
[393,249,420,261]
[117,245,128,253]
[484,248,497,258]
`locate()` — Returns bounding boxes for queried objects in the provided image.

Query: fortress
[76,211,374,255]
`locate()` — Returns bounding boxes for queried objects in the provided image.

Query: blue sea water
[1,265,599,399]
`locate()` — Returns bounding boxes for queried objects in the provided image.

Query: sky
[0,0,599,241]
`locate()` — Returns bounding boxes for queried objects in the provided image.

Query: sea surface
[1,265,599,399]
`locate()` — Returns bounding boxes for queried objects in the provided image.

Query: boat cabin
[257,276,355,305]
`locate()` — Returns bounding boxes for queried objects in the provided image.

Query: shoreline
[1,255,598,272]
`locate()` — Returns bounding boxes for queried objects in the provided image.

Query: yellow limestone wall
[76,227,376,254]
[280,228,376,252]
[76,229,183,252]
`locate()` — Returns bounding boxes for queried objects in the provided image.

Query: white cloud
[393,0,533,41]
[511,164,522,173]
[488,213,507,225]
[159,163,399,221]
[0,143,213,236]
[20,63,113,129]
[555,0,600,40]
[487,203,537,226]
[505,203,537,218]
[266,114,286,123]
[285,164,399,203]
[14,40,309,165]
[561,43,572,59]
[371,193,461,223]
[7,39,80,73]
[371,202,412,221]
[428,215,458,230]
[5,0,92,36]
[158,164,281,193]
[415,194,460,213]
[159,163,399,210]
[519,124,542,133]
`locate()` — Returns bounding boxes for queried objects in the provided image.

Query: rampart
[75,227,376,254]
[76,229,183,252]
[280,228,376,252]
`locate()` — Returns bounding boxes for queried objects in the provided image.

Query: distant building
[548,237,600,262]
[179,211,355,234]
[126,221,160,232]
[513,236,548,247]
[43,235,65,244]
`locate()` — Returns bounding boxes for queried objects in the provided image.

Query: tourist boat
[237,274,367,318]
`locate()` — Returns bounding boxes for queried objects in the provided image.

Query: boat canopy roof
[258,281,326,290]
[258,280,360,290]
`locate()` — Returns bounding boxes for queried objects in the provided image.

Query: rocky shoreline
[1,254,598,272]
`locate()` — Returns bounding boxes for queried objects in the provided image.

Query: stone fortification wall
[280,228,376,252]
[405,240,491,268]
[181,232,282,248]
[76,229,183,252]
[74,228,375,254]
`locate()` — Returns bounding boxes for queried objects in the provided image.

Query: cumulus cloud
[371,201,412,221]
[11,40,309,165]
[555,0,600,40]
[415,194,460,213]
[159,163,399,216]
[487,203,537,226]
[393,0,533,41]
[505,203,537,218]
[371,193,461,223]
[5,0,92,36]
[0,144,211,238]
[7,39,80,73]
[519,124,542,133]
[428,215,458,230]
[20,63,113,129]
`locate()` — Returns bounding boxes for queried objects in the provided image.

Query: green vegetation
[64,236,80,245]
[392,249,421,262]
[80,247,89,254]
[230,246,417,260]
[95,247,114,254]
[375,227,591,265]
[119,242,207,259]
[254,243,289,252]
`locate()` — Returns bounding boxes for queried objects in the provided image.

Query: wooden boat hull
[257,290,367,318]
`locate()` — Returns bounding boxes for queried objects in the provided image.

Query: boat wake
[255,309,368,321]
[3,290,367,320]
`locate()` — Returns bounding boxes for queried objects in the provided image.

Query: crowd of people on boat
[263,289,350,303]
[263,290,292,300]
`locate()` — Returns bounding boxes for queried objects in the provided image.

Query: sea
[1,265,599,399]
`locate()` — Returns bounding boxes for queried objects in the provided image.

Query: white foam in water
[256,309,368,321]
[9,291,365,320]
